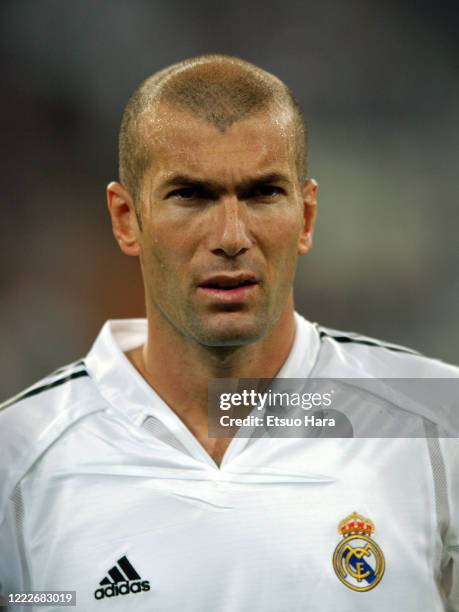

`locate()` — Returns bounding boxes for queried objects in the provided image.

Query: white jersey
[0,313,458,611]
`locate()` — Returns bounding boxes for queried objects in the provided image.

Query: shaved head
[118,54,307,207]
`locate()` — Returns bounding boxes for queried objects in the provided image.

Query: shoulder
[314,324,459,378]
[0,360,105,522]
[311,323,459,443]
[0,360,96,422]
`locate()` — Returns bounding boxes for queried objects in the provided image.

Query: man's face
[133,105,316,347]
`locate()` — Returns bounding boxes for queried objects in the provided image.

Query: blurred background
[1,0,458,399]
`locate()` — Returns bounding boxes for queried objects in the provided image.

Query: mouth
[197,274,259,301]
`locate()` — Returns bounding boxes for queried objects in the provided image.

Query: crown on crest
[338,512,375,537]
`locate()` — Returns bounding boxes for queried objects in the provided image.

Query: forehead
[142,105,296,184]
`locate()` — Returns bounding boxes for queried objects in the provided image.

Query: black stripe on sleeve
[319,330,419,355]
[51,359,85,376]
[0,370,89,412]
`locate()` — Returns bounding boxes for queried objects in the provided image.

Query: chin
[189,312,269,348]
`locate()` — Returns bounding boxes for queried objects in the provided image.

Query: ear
[106,182,141,257]
[297,178,318,256]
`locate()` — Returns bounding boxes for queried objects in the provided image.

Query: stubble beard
[148,283,281,349]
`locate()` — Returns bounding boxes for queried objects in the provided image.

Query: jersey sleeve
[0,497,27,611]
[441,438,459,610]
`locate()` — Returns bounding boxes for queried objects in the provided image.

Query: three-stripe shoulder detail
[318,329,420,356]
[0,363,89,412]
[49,359,86,377]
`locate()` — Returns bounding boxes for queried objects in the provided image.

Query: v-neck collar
[85,313,321,470]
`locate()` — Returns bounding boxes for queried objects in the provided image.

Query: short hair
[118,54,307,209]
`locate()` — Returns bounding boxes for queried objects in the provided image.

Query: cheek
[140,222,187,270]
[146,210,205,255]
[139,236,172,285]
[255,211,303,258]
[257,225,302,290]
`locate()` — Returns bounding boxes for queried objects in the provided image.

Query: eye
[168,187,199,200]
[249,185,284,200]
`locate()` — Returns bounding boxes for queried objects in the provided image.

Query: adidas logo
[94,555,150,600]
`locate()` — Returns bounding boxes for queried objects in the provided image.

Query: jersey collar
[84,313,321,465]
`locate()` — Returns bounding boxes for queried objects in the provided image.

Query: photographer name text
[219,414,335,428]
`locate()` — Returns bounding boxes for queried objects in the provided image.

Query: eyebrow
[160,172,291,193]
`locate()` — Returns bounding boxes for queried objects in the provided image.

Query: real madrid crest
[332,512,385,592]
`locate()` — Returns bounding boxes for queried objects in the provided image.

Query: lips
[198,273,258,290]
[197,273,259,302]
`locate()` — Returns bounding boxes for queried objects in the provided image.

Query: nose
[210,196,252,258]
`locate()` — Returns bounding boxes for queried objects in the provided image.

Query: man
[0,55,457,611]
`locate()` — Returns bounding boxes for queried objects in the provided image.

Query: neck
[127,298,297,430]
